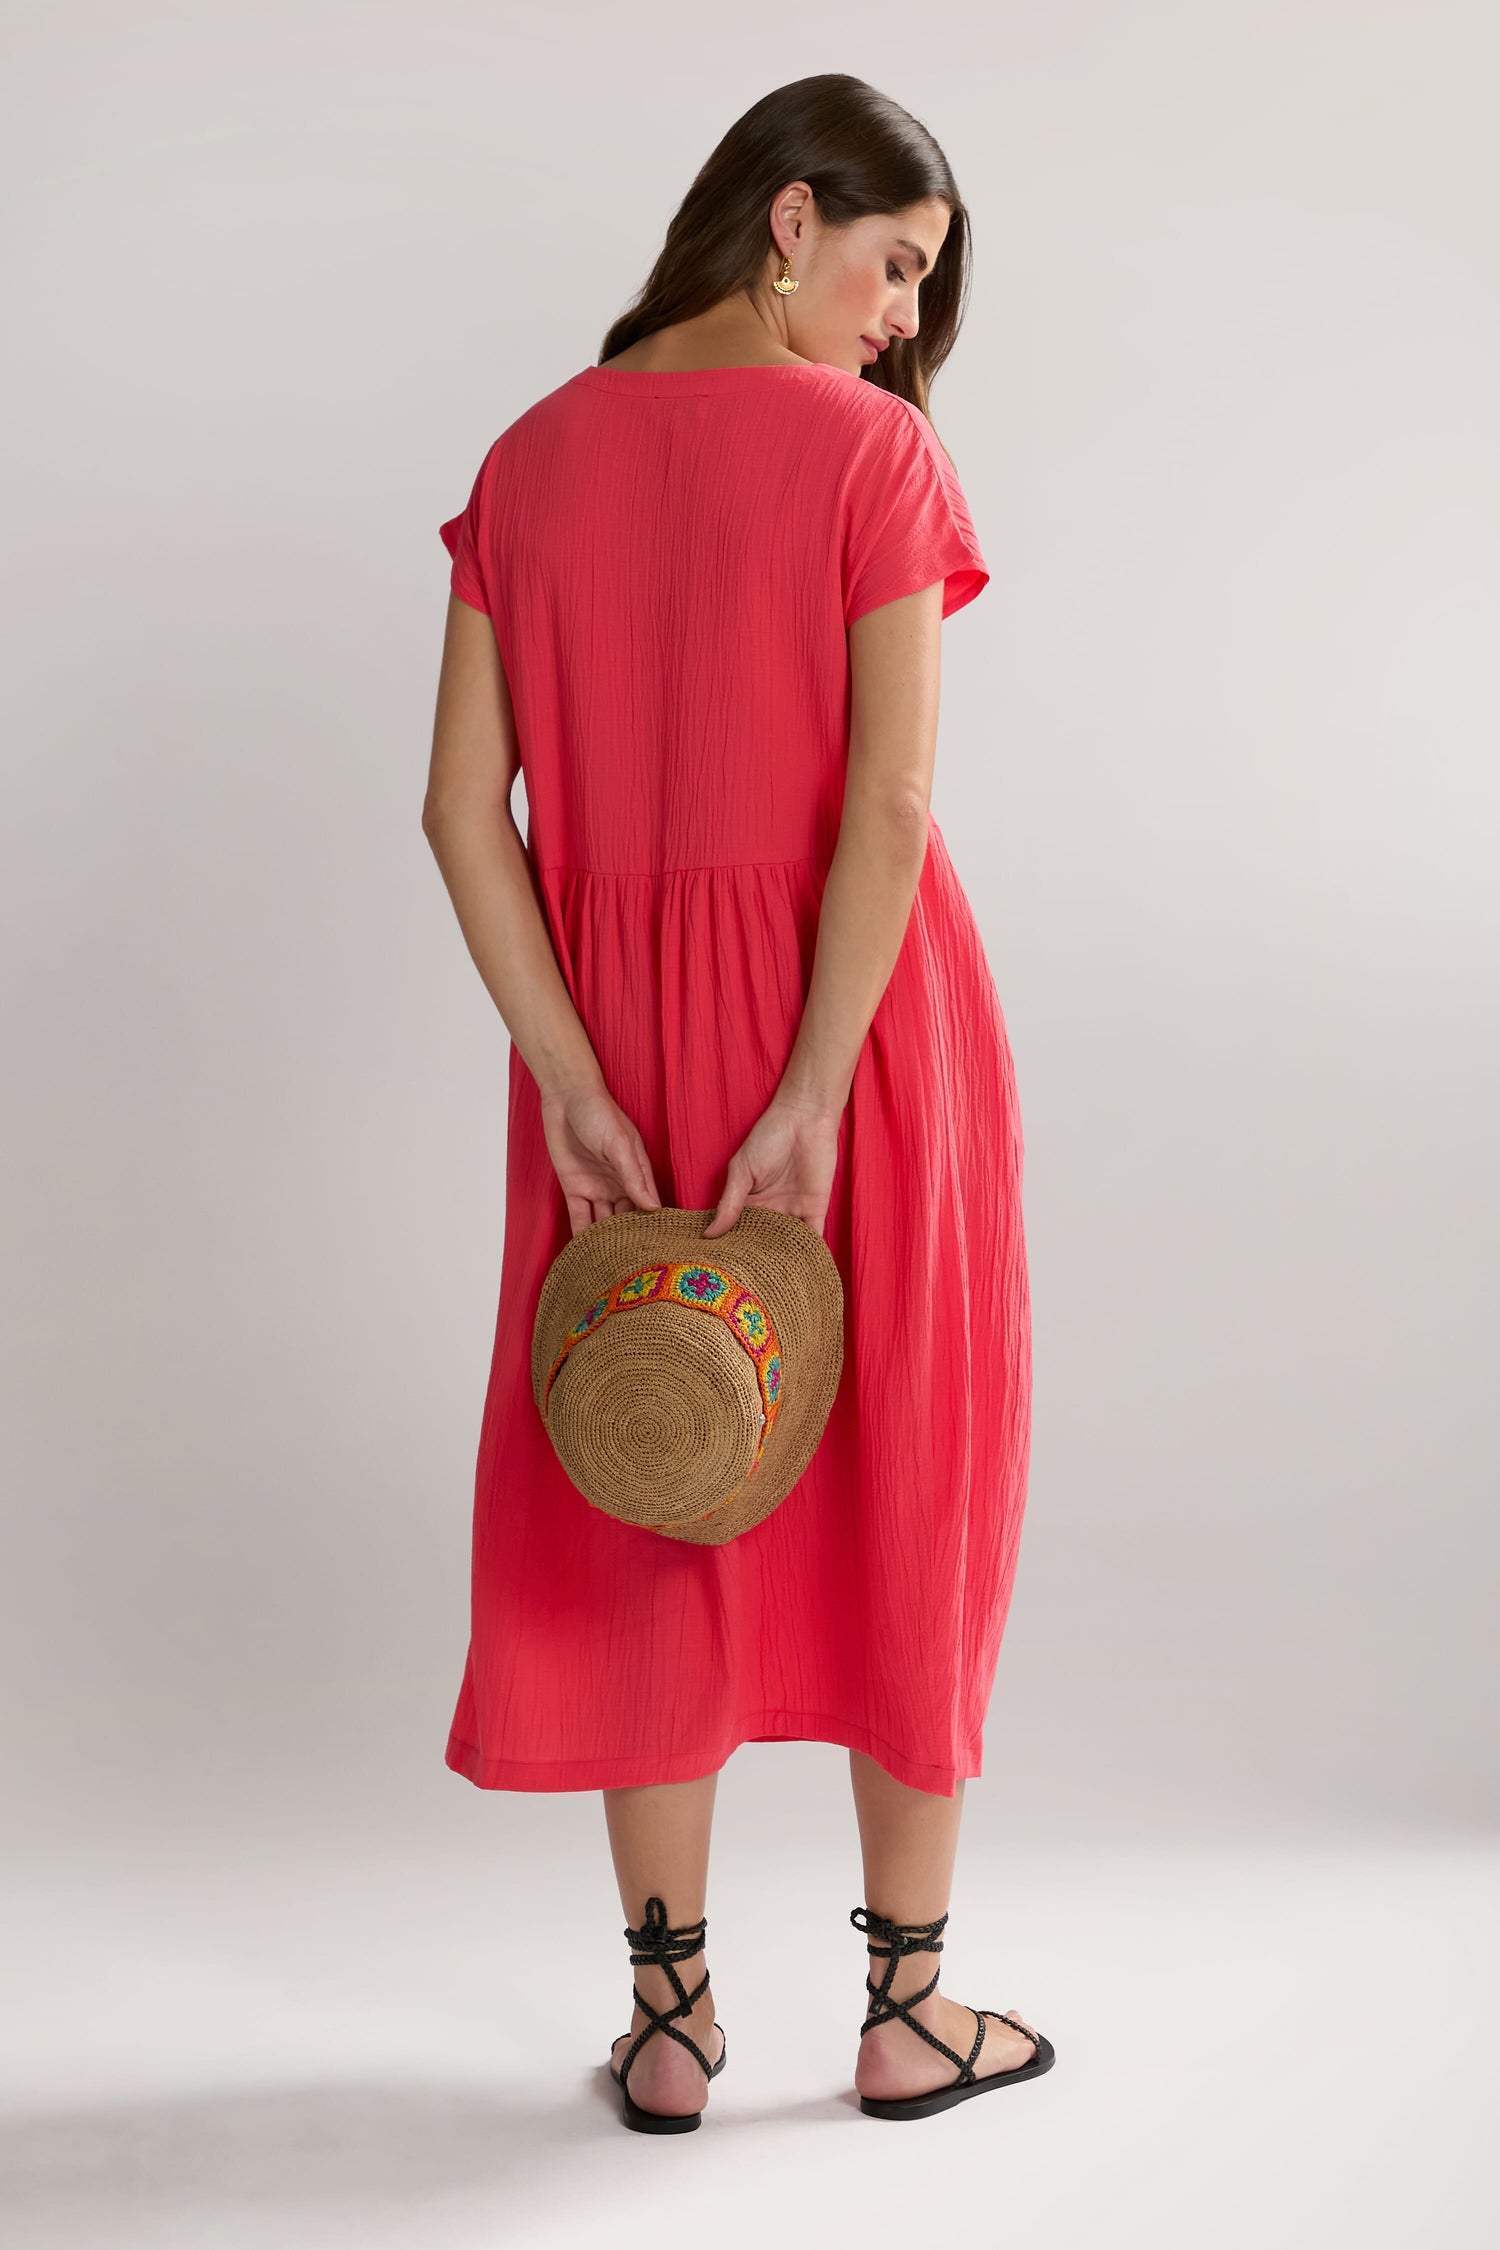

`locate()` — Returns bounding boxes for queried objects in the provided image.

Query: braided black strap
[850,1905,1040,2087]
[615,1895,723,2094]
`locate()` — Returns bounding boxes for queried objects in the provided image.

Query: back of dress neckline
[575,361,852,397]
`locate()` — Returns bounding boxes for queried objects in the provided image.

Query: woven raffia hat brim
[531,1205,844,1547]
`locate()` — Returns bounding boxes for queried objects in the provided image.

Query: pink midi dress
[438,359,1031,1797]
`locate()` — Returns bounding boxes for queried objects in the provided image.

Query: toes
[983,2008,1036,2039]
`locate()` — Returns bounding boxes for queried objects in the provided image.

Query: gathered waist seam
[539,852,825,879]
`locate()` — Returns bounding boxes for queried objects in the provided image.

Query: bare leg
[603,1771,725,2115]
[848,1750,1039,2100]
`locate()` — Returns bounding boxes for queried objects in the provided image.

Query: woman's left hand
[701,1090,841,1240]
[540,1080,663,1236]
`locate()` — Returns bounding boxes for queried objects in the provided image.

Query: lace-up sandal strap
[849,1905,984,2083]
[617,1895,720,2088]
[624,1893,710,1967]
[983,2009,1041,2052]
[849,1905,949,1959]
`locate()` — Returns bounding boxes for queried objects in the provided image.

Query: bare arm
[423,596,661,1232]
[705,579,945,1237]
[783,581,943,1109]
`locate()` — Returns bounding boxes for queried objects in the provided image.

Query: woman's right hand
[703,1092,843,1239]
[539,1078,662,1238]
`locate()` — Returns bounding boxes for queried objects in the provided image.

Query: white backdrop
[2,5,1495,2245]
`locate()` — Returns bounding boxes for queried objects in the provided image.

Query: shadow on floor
[0,2068,863,2247]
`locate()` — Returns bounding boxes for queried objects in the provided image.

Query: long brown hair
[597,74,974,419]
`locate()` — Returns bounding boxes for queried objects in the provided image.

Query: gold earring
[772,254,799,295]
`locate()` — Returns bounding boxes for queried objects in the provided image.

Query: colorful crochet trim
[542,1261,785,1493]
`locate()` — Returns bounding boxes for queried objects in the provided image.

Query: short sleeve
[438,443,495,614]
[841,396,990,627]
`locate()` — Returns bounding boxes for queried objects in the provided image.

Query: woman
[424,72,1050,2129]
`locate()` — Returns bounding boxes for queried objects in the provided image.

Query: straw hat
[531,1204,844,1546]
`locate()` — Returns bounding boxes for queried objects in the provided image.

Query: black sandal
[608,1894,727,2133]
[850,1904,1055,2120]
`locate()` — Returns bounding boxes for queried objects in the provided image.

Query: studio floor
[1,1748,1493,2250]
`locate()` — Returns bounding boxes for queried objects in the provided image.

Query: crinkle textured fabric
[437,360,1031,1798]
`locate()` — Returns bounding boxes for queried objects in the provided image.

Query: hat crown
[546,1260,791,1503]
[531,1205,844,1547]
[548,1299,766,1527]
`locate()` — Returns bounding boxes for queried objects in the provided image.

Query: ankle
[864,1982,945,2020]
[632,1965,713,2012]
[864,1977,941,2014]
[860,1946,941,2002]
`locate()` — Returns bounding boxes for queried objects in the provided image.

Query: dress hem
[445,1712,979,1799]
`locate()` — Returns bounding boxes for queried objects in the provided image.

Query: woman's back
[440,359,989,877]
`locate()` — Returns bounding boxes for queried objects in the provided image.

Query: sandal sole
[858,2031,1057,2120]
